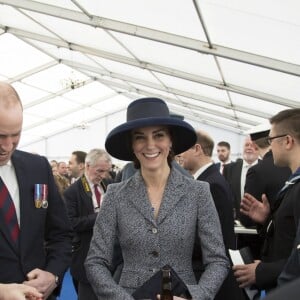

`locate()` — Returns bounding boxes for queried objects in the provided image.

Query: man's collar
[0,160,12,169]
[193,162,213,179]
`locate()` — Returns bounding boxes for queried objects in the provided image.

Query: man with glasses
[233,108,300,295]
[266,134,289,145]
[239,128,291,257]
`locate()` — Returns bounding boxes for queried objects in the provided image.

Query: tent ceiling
[0,0,299,147]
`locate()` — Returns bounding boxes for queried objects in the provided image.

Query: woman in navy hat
[85,97,229,299]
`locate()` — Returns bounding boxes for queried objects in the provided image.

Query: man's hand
[233,260,260,288]
[23,269,57,299]
[0,283,42,300]
[240,193,270,224]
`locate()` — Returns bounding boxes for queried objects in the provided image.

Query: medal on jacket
[34,184,48,209]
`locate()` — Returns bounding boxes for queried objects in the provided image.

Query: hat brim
[250,129,270,141]
[105,117,196,161]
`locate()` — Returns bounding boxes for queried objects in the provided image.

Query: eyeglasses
[266,134,288,145]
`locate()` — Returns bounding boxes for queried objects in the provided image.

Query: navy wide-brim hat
[105,97,197,161]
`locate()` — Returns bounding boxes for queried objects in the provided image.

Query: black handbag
[132,265,192,300]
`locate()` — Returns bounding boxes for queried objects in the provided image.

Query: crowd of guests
[1,81,299,300]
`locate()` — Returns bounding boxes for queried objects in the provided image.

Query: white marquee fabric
[0,0,299,161]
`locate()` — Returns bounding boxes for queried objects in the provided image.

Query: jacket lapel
[126,172,155,224]
[157,169,186,224]
[126,169,187,225]
[79,175,94,212]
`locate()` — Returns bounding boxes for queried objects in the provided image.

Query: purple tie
[94,184,101,207]
[0,177,20,244]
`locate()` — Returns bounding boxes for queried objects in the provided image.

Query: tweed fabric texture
[85,168,229,299]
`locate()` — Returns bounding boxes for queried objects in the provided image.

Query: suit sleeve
[256,259,287,290]
[64,186,97,232]
[208,182,235,249]
[244,166,264,200]
[188,182,230,299]
[240,167,262,227]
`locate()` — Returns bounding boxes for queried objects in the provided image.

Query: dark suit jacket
[223,159,244,220]
[215,162,221,172]
[64,175,102,283]
[255,179,300,290]
[0,150,72,285]
[194,164,245,300]
[278,211,300,286]
[64,175,115,283]
[196,164,235,249]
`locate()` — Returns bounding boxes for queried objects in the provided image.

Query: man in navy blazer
[180,129,245,300]
[0,82,72,299]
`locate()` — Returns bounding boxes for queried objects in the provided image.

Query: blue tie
[0,176,20,244]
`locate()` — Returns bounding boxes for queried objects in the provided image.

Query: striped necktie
[0,176,20,244]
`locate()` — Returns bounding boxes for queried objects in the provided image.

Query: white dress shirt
[240,159,258,199]
[86,177,104,211]
[193,162,213,179]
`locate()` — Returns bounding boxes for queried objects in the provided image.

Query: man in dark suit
[223,136,260,259]
[0,82,72,299]
[223,136,259,222]
[180,129,244,300]
[64,148,114,300]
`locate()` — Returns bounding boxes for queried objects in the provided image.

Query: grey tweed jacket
[85,168,229,300]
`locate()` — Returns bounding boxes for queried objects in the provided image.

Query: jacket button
[152,228,158,234]
[150,250,159,257]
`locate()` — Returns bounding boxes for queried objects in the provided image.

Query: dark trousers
[78,281,97,300]
[72,278,79,294]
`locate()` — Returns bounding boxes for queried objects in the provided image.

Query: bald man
[0,82,72,299]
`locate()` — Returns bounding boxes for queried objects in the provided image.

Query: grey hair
[85,148,111,166]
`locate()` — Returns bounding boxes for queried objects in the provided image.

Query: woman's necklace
[146,182,167,218]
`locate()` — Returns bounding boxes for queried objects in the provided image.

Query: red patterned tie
[94,184,101,207]
[0,177,20,244]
